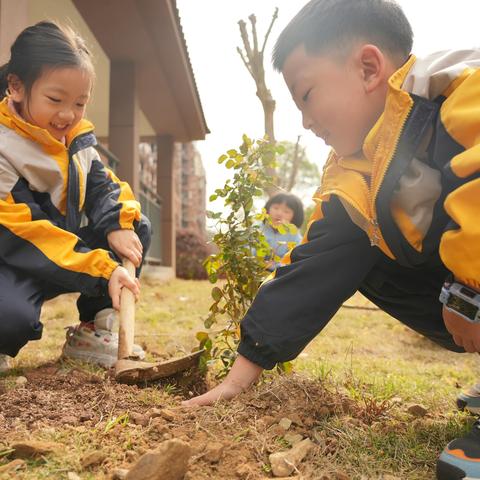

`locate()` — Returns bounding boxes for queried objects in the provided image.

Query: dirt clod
[125,438,191,480]
[81,450,107,469]
[406,403,428,417]
[10,440,61,459]
[203,441,225,463]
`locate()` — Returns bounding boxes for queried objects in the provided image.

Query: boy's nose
[302,112,313,130]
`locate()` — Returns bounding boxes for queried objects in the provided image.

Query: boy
[185,1,480,478]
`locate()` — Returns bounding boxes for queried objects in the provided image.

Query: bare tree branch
[261,7,279,55]
[237,47,254,79]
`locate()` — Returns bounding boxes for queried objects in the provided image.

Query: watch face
[447,294,479,321]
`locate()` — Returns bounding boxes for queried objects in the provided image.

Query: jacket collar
[0,97,94,152]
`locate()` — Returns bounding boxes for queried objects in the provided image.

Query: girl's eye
[76,103,85,108]
[47,96,61,103]
[302,89,311,103]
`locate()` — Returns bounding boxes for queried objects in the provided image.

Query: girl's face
[9,66,92,140]
[268,202,295,226]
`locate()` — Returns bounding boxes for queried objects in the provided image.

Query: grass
[1,278,478,479]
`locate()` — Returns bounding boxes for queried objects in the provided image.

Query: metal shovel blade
[115,350,204,385]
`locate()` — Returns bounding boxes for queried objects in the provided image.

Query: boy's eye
[302,89,311,103]
[47,96,61,103]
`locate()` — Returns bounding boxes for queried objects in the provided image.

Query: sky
[177,0,480,204]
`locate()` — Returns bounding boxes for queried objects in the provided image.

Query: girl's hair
[265,193,305,228]
[0,21,94,101]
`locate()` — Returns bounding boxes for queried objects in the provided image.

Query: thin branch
[248,14,259,54]
[261,7,279,55]
[237,47,255,79]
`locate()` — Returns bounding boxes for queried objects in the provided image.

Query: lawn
[0,276,477,479]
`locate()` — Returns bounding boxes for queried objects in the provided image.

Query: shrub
[176,229,209,280]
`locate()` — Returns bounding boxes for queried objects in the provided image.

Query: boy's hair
[272,0,413,71]
[0,21,94,100]
[265,193,305,228]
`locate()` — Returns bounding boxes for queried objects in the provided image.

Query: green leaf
[226,159,235,169]
[227,149,237,157]
[218,154,228,164]
[209,194,217,202]
[211,287,223,302]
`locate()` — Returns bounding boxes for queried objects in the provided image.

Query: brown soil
[0,363,378,479]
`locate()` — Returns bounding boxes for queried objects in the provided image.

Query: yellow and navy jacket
[293,50,480,290]
[0,99,141,295]
[237,50,480,369]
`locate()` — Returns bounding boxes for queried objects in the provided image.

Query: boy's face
[282,44,389,157]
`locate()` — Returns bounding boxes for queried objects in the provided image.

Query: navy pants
[0,216,151,357]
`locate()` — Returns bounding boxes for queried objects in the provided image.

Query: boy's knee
[0,300,42,357]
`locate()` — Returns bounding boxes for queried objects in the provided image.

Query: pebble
[15,376,28,386]
[11,440,61,459]
[407,403,428,417]
[81,450,107,469]
[269,438,314,477]
[278,418,292,431]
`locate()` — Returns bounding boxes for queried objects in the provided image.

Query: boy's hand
[443,306,480,353]
[108,266,140,310]
[182,354,263,407]
[107,229,143,267]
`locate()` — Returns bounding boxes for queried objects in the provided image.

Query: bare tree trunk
[237,9,279,197]
[287,135,302,192]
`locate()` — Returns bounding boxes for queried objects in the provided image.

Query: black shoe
[437,420,480,479]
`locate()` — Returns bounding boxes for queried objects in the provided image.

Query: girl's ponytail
[0,63,10,100]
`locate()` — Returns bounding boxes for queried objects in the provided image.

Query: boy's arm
[186,196,380,406]
[84,154,142,238]
[438,68,480,291]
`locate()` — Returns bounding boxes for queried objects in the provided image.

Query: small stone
[130,412,149,427]
[235,464,254,479]
[81,451,107,469]
[160,409,176,422]
[125,450,137,462]
[11,440,61,459]
[262,415,276,427]
[407,404,428,417]
[125,439,191,480]
[15,376,28,386]
[203,442,225,463]
[278,418,292,431]
[284,432,303,445]
[269,438,314,477]
[67,472,81,480]
[62,415,78,425]
[0,459,26,473]
[112,468,129,480]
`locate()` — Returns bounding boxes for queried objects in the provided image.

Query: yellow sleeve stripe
[105,168,141,230]
[1,195,117,280]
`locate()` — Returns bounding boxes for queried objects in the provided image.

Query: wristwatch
[439,280,480,323]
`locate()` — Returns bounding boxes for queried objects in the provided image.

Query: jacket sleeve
[237,195,380,369]
[84,155,142,237]
[0,185,118,295]
[438,68,480,291]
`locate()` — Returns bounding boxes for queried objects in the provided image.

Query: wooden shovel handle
[117,259,136,360]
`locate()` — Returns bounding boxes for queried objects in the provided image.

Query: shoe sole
[62,345,116,369]
[457,397,480,416]
[437,451,480,479]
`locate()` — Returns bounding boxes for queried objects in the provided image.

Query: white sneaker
[62,309,146,368]
[0,354,12,373]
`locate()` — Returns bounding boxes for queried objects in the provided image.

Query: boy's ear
[357,44,386,93]
[7,74,26,102]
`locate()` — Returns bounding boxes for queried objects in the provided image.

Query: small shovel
[114,259,203,384]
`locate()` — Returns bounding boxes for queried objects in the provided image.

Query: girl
[261,193,304,271]
[0,21,150,372]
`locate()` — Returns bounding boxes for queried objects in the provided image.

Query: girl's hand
[107,229,143,267]
[443,306,480,353]
[108,266,140,310]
